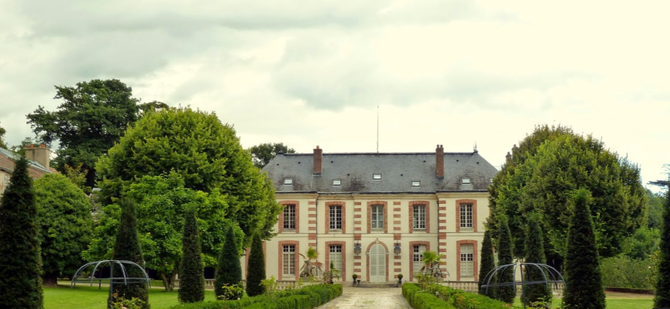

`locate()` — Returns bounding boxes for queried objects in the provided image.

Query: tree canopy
[0,123,6,148]
[249,143,295,169]
[85,173,244,291]
[96,107,281,241]
[34,174,93,286]
[489,125,647,259]
[27,79,142,188]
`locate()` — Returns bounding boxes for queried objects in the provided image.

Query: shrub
[246,233,266,297]
[495,214,516,303]
[601,255,655,289]
[402,283,508,309]
[215,226,242,300]
[179,207,205,303]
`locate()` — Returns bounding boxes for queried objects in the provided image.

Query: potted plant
[397,274,403,285]
[352,274,358,285]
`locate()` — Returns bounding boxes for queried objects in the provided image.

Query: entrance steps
[354,281,400,288]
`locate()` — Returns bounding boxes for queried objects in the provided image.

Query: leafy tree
[622,227,660,260]
[246,233,266,297]
[179,207,205,303]
[96,107,281,242]
[563,189,605,309]
[495,215,515,304]
[109,199,149,309]
[523,213,551,306]
[0,157,43,308]
[654,180,670,307]
[478,226,496,299]
[63,163,90,195]
[84,173,243,291]
[490,125,646,261]
[248,143,295,169]
[0,123,6,148]
[647,189,665,229]
[27,79,141,188]
[34,174,93,286]
[215,226,242,299]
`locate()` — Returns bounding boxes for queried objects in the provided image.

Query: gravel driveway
[317,286,411,309]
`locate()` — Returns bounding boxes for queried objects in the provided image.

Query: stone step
[354,281,400,288]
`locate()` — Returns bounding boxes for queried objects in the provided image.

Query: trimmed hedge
[170,284,342,309]
[402,283,508,309]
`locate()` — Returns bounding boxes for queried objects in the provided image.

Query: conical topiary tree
[496,214,516,303]
[246,233,266,297]
[215,226,242,299]
[563,189,605,309]
[110,199,149,309]
[478,226,496,299]
[523,213,552,306]
[654,181,670,307]
[178,207,205,303]
[0,157,43,308]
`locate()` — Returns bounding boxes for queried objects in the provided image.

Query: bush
[169,284,342,309]
[402,283,508,309]
[601,255,655,289]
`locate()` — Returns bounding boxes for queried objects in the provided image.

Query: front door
[369,244,386,282]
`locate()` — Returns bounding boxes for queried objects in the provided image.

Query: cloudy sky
[1,0,669,189]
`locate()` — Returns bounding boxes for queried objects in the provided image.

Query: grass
[45,284,217,309]
[512,293,653,309]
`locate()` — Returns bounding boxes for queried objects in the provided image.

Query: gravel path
[317,286,411,309]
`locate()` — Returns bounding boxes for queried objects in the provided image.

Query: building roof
[262,150,498,194]
[0,147,54,179]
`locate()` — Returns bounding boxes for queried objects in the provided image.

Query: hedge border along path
[170,284,343,309]
[402,283,509,309]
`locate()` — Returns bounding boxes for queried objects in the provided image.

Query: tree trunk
[42,272,59,287]
[160,270,179,292]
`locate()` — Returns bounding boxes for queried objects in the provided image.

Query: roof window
[373,173,382,180]
[462,178,471,184]
[333,179,341,186]
[411,181,421,187]
[283,178,293,186]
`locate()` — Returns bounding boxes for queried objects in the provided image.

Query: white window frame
[283,245,296,275]
[413,204,426,229]
[329,205,342,230]
[411,180,421,187]
[460,244,474,277]
[283,204,296,230]
[413,245,427,275]
[372,173,382,180]
[460,203,473,229]
[371,205,384,229]
[329,245,343,274]
[284,178,293,185]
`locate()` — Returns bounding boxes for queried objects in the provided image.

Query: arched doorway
[369,243,386,282]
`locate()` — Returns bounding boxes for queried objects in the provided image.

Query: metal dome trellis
[481,262,564,309]
[71,260,151,291]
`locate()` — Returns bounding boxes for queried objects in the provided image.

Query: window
[413,205,426,229]
[329,245,342,274]
[372,173,382,180]
[332,179,341,186]
[371,205,384,229]
[460,203,473,229]
[283,178,293,185]
[329,206,342,230]
[460,244,474,277]
[461,178,471,184]
[283,245,296,275]
[283,204,296,230]
[413,245,427,275]
[411,181,421,187]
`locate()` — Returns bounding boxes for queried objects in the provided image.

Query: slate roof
[0,147,54,179]
[262,150,498,194]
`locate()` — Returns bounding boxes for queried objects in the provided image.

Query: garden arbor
[480,262,564,309]
[71,260,151,291]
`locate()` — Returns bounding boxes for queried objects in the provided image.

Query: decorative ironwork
[71,260,151,291]
[481,262,565,309]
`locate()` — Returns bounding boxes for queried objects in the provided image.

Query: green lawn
[513,294,653,309]
[45,285,217,309]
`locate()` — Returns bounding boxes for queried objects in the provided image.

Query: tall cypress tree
[0,157,43,308]
[178,207,205,303]
[246,233,266,297]
[563,189,605,309]
[215,226,242,299]
[496,214,516,303]
[478,227,496,299]
[110,199,149,309]
[523,213,552,306]
[654,181,670,307]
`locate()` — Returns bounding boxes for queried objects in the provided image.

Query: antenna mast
[376,105,379,153]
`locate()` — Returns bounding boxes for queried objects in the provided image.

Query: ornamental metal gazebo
[71,260,151,291]
[481,262,565,309]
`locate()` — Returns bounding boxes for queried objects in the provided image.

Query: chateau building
[0,145,54,197]
[258,145,498,283]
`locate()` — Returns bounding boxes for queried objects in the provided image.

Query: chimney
[25,144,50,170]
[313,146,322,175]
[436,144,444,179]
[505,152,512,164]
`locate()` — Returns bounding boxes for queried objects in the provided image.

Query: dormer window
[411,181,421,187]
[462,178,471,184]
[333,179,342,186]
[284,178,293,186]
[373,173,382,180]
